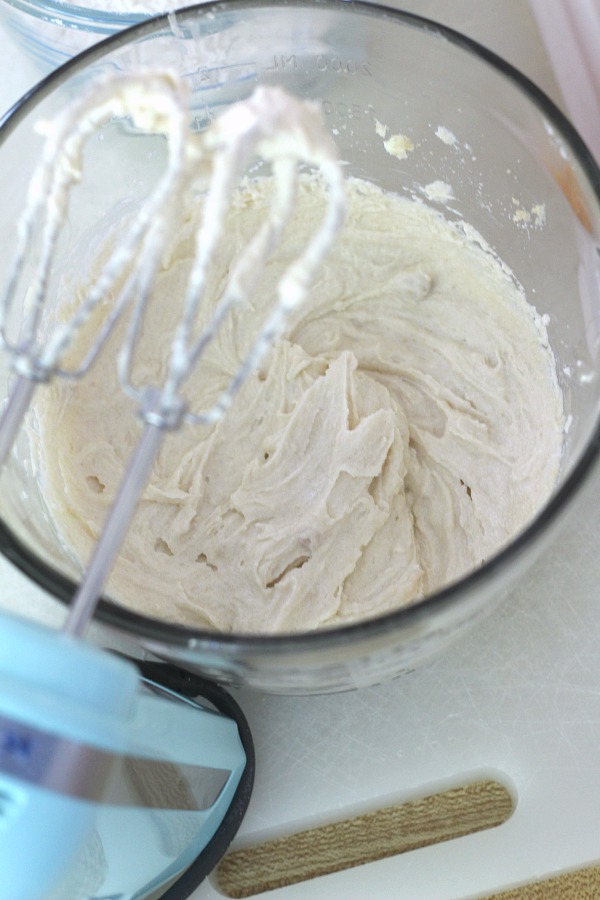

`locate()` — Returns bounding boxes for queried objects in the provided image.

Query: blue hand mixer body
[0,609,254,900]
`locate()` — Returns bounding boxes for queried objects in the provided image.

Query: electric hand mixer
[0,69,345,900]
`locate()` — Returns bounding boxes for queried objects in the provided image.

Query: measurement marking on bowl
[265,55,373,77]
[192,62,257,88]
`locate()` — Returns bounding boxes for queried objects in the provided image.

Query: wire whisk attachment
[0,69,194,469]
[0,71,345,635]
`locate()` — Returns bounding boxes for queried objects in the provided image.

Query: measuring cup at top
[0,68,346,638]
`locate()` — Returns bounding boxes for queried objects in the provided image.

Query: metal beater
[0,68,346,637]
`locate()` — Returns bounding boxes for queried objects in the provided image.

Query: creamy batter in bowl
[1,1,600,693]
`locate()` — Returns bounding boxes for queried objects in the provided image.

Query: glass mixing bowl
[1,0,600,694]
[0,0,148,71]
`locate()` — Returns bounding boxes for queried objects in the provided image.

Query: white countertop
[2,4,600,899]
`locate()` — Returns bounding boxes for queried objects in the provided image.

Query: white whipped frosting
[33,172,564,634]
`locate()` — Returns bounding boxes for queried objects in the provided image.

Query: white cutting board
[212,459,600,899]
[2,3,600,898]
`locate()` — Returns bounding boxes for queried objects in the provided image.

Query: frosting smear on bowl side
[33,175,564,633]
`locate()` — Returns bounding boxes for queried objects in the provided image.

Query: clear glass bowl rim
[1,0,600,656]
[0,0,147,26]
